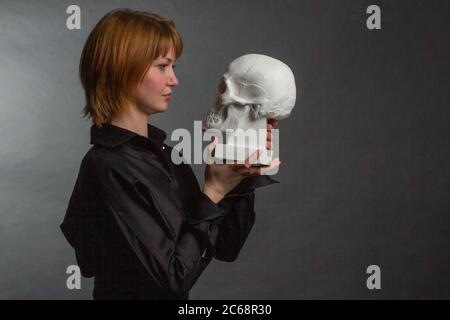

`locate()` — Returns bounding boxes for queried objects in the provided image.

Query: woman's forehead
[157,49,176,61]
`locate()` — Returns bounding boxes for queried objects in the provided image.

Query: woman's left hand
[266,119,278,150]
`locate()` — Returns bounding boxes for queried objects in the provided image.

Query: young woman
[61,8,280,300]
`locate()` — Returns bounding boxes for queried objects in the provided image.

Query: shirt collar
[90,123,167,148]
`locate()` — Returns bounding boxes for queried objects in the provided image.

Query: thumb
[206,136,219,159]
[208,136,218,149]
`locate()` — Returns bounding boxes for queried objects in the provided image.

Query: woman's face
[134,49,179,115]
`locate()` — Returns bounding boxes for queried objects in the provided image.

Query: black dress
[60,123,277,299]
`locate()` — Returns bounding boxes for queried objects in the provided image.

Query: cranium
[204,53,296,132]
[204,53,296,164]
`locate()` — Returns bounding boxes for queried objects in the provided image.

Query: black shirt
[60,123,277,299]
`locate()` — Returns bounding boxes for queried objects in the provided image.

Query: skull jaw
[213,144,273,166]
[205,104,272,165]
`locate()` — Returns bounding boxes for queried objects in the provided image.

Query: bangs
[136,21,183,83]
[155,26,183,59]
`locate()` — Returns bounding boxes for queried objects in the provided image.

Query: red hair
[79,8,183,127]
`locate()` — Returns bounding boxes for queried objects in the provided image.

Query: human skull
[204,53,296,131]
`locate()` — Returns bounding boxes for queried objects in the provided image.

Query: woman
[61,8,280,300]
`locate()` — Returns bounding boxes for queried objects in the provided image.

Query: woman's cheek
[147,79,161,94]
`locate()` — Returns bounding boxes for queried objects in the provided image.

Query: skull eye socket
[217,77,226,94]
[239,83,269,103]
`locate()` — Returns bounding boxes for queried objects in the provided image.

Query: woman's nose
[168,71,179,86]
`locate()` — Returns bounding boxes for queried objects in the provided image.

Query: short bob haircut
[79,9,183,128]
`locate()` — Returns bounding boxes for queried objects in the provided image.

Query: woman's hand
[267,119,278,150]
[203,119,281,204]
[203,142,262,203]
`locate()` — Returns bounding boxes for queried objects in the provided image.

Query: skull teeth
[206,110,223,127]
[250,104,262,119]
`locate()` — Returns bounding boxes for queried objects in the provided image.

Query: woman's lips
[162,94,171,101]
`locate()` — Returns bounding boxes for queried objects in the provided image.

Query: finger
[268,119,278,127]
[250,166,261,176]
[266,128,272,149]
[207,136,218,147]
[230,163,241,171]
[239,165,261,176]
[234,149,261,166]
[206,136,219,155]
[239,166,251,176]
[245,149,261,166]
[267,124,273,142]
[260,158,281,175]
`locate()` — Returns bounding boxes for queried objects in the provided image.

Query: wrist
[202,182,225,204]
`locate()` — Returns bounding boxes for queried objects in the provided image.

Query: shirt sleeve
[213,175,279,262]
[172,159,279,263]
[95,166,227,295]
[60,157,97,278]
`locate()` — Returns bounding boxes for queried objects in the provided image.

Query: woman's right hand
[202,137,281,204]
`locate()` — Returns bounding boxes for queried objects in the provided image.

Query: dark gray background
[0,0,448,299]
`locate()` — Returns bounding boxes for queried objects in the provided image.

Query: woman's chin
[148,103,169,114]
[158,103,169,112]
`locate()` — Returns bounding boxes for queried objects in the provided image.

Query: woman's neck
[110,105,149,138]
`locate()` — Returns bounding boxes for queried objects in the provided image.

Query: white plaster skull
[204,53,296,131]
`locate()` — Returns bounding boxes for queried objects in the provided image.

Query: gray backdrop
[0,0,448,299]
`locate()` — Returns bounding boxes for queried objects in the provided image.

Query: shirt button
[162,146,166,150]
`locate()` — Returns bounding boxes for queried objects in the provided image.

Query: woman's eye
[158,64,168,70]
